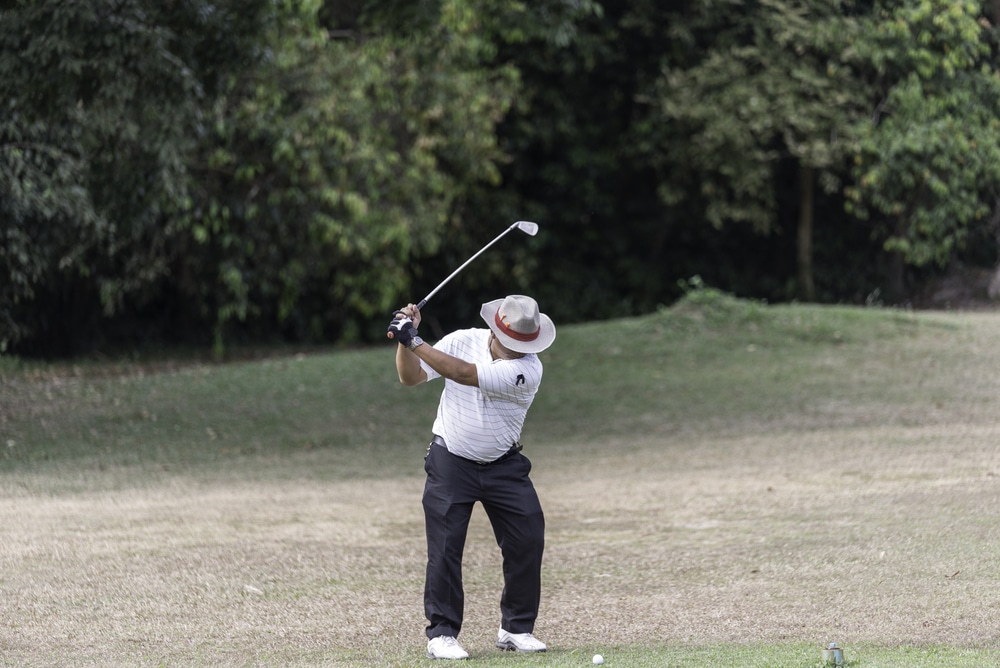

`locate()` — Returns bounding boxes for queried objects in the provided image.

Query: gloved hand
[387,313,418,348]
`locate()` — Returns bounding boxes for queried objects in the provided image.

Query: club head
[513,220,539,236]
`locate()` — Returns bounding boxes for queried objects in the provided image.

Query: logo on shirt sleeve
[516,374,525,386]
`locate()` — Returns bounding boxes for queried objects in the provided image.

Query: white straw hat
[480,295,556,354]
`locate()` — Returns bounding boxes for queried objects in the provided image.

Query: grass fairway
[2,291,999,666]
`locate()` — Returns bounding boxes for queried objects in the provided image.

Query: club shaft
[416,224,518,309]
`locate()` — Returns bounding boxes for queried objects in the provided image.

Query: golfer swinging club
[389,295,556,660]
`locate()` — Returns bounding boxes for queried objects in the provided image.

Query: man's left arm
[395,343,428,386]
[389,304,478,387]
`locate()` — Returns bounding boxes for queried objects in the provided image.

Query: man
[388,294,556,661]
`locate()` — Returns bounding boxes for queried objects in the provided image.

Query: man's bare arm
[395,343,428,386]
[402,343,478,387]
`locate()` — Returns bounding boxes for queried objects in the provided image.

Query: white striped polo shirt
[419,328,543,463]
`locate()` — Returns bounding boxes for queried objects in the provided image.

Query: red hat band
[495,309,540,342]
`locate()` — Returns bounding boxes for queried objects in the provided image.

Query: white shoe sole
[496,641,546,653]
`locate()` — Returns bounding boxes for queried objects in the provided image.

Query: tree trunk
[796,164,816,302]
[887,214,907,300]
[992,196,1000,301]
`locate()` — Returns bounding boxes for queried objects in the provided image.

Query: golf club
[388,220,538,339]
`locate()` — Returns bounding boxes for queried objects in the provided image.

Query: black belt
[431,434,523,465]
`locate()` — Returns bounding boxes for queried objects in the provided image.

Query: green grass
[1,347,438,478]
[3,290,1000,666]
[291,642,991,667]
[0,290,963,473]
[428,643,997,667]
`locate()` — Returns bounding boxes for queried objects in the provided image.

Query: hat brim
[480,298,556,354]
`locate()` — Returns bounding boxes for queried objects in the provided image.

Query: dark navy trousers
[422,440,545,640]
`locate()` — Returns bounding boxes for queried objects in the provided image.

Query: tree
[0,0,273,354]
[181,0,521,350]
[844,0,1000,297]
[651,0,866,301]
[456,0,685,323]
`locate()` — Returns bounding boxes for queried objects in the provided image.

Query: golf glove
[388,314,419,348]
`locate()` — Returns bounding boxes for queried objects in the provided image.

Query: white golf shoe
[496,628,547,652]
[426,635,469,660]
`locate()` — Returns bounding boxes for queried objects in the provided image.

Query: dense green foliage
[0,0,275,354]
[2,0,1000,357]
[846,0,1000,292]
[182,2,519,353]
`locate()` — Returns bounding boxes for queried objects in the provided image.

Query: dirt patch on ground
[910,266,1000,310]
